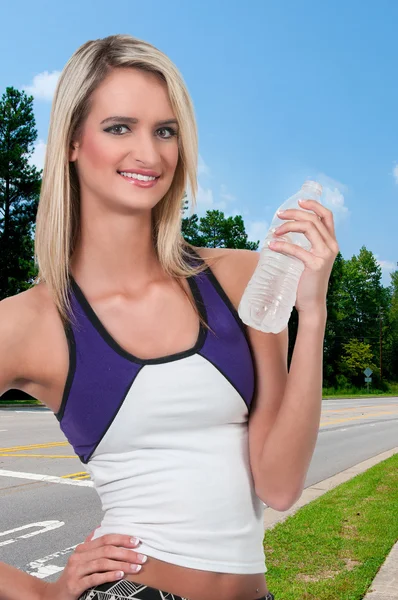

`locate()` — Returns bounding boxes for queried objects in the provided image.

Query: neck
[70,198,163,294]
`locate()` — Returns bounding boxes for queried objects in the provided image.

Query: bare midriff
[125,555,268,600]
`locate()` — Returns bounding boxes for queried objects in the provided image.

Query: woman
[0,34,338,600]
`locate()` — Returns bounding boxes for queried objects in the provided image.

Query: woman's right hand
[42,532,147,600]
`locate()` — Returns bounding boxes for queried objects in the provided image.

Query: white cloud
[29,139,47,170]
[393,164,398,184]
[316,173,350,222]
[246,220,269,246]
[377,259,396,271]
[198,155,210,176]
[24,70,61,101]
[220,184,236,203]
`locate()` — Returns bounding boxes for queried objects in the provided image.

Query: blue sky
[1,0,396,286]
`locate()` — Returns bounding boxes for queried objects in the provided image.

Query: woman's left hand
[269,199,339,315]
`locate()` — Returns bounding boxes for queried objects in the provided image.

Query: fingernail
[137,554,147,563]
[117,571,124,579]
[271,227,277,233]
[131,564,142,572]
[130,537,140,546]
[298,199,305,204]
[277,210,285,215]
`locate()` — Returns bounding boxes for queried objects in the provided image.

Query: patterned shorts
[78,579,275,600]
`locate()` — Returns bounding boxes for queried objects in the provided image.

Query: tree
[0,87,41,298]
[339,338,377,379]
[182,208,259,250]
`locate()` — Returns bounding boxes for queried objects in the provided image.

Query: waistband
[78,579,275,599]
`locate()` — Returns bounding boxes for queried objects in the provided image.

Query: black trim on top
[55,322,77,422]
[69,275,208,366]
[186,247,248,339]
[81,366,145,464]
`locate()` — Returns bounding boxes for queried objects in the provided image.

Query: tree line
[1,87,397,397]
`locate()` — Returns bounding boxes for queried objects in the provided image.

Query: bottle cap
[302,180,323,196]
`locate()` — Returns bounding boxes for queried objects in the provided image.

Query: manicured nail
[117,571,124,579]
[277,210,285,215]
[298,199,305,204]
[131,564,142,572]
[137,554,147,563]
[130,537,140,546]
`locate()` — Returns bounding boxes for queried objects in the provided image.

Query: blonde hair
[35,34,203,324]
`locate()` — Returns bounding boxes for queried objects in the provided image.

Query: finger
[274,221,328,255]
[79,570,126,594]
[277,208,337,250]
[76,534,140,552]
[297,199,336,237]
[71,546,147,569]
[77,557,143,578]
[268,239,322,270]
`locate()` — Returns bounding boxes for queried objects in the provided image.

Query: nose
[131,128,160,167]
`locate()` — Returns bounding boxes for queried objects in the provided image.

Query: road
[0,398,397,581]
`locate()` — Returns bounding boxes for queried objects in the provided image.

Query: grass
[263,453,398,600]
[0,398,42,405]
[322,382,398,399]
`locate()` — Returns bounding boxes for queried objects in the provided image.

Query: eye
[104,124,130,135]
[156,127,178,140]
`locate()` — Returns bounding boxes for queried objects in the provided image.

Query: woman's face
[70,67,180,213]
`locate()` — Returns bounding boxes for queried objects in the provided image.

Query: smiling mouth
[117,171,160,182]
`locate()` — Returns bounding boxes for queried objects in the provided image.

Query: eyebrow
[100,116,179,127]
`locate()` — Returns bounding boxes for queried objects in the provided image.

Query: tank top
[56,252,266,574]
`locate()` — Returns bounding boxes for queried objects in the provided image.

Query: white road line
[0,429,7,432]
[25,544,78,579]
[0,469,93,487]
[0,521,64,547]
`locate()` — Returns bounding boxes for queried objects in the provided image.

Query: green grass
[322,382,398,399]
[263,453,398,599]
[0,398,42,405]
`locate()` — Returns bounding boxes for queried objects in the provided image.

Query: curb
[363,541,398,599]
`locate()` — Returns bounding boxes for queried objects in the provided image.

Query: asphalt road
[0,398,397,581]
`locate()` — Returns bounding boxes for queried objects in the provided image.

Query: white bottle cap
[302,180,323,195]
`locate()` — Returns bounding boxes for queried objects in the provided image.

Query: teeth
[120,172,157,182]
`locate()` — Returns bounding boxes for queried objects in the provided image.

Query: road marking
[0,429,7,432]
[0,442,69,452]
[322,403,398,414]
[320,410,397,427]
[0,453,76,458]
[0,469,93,487]
[25,544,78,579]
[0,521,64,547]
[61,471,88,478]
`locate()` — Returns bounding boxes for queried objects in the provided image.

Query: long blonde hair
[35,34,203,324]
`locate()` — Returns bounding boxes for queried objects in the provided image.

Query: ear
[69,141,79,163]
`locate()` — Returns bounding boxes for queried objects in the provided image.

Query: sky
[1,0,397,287]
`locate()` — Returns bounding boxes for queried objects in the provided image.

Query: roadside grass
[0,398,42,405]
[263,453,398,600]
[322,382,398,399]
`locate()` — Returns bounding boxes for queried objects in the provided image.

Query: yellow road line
[320,410,397,427]
[0,442,69,452]
[73,474,90,480]
[322,404,398,414]
[0,453,76,458]
[61,471,87,478]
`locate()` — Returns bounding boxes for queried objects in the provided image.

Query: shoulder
[193,247,260,311]
[0,283,59,394]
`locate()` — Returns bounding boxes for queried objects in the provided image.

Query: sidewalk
[263,446,398,599]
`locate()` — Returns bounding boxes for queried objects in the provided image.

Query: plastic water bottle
[238,180,323,333]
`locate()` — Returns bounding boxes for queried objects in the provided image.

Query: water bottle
[238,180,323,333]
